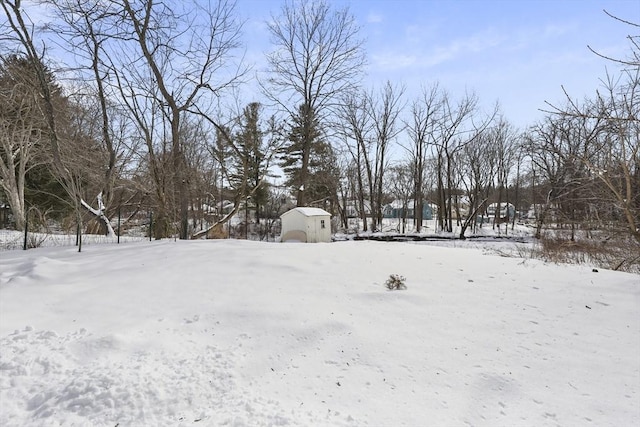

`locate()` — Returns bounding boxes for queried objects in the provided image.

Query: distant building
[486,203,516,219]
[340,200,371,218]
[280,207,332,243]
[0,202,12,229]
[383,200,433,220]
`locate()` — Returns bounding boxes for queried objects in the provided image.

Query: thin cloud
[372,28,506,70]
[542,22,576,38]
[370,52,417,70]
[404,23,440,44]
[366,12,383,24]
[509,22,578,51]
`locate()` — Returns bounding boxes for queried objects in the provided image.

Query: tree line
[0,0,638,245]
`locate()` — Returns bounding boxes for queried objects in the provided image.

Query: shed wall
[280,208,331,243]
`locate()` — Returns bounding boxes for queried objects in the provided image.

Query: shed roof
[282,207,331,218]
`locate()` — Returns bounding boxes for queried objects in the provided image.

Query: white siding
[280,207,331,243]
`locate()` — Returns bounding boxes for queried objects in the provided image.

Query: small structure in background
[485,202,516,222]
[383,200,434,220]
[0,203,12,229]
[280,207,331,243]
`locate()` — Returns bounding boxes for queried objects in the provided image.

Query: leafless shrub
[26,233,48,249]
[0,231,22,250]
[535,235,640,274]
[486,230,639,274]
[385,274,407,290]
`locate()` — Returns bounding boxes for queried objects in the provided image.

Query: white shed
[280,207,332,243]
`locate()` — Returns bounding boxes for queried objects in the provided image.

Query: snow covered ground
[0,229,147,251]
[1,238,638,426]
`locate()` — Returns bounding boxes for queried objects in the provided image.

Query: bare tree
[179,116,217,233]
[549,73,639,242]
[191,106,284,240]
[387,163,413,233]
[525,118,564,238]
[368,81,406,230]
[337,82,404,232]
[264,0,365,205]
[0,55,45,230]
[338,91,372,231]
[492,118,518,235]
[594,71,639,243]
[540,11,639,244]
[333,149,354,230]
[49,0,122,236]
[1,0,87,248]
[587,10,639,68]
[433,90,493,232]
[403,84,442,232]
[526,110,604,240]
[46,0,247,239]
[115,0,246,239]
[457,128,497,238]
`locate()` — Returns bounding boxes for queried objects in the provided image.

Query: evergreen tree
[233,103,269,223]
[280,103,321,206]
[279,103,340,209]
[306,140,340,209]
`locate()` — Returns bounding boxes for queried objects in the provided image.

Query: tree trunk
[1,174,25,231]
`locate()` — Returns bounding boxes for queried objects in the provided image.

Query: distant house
[340,200,371,218]
[383,200,433,220]
[280,207,332,243]
[0,202,11,228]
[486,203,516,220]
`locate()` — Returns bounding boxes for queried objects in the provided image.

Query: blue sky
[11,0,639,130]
[238,0,639,129]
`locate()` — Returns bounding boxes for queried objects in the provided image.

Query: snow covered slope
[1,239,638,426]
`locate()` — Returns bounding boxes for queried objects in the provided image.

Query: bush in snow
[26,232,48,249]
[385,274,407,290]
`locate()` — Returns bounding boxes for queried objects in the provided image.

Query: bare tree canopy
[264,0,365,114]
[264,0,365,206]
[588,10,640,67]
[0,2,637,268]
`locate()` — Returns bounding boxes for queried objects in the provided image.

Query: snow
[284,207,331,217]
[1,239,638,426]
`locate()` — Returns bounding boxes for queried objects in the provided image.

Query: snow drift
[0,239,638,426]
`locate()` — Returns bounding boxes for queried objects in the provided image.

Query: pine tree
[279,103,340,209]
[233,103,269,223]
[306,140,340,208]
[280,103,321,206]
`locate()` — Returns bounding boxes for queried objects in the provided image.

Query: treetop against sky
[14,0,638,129]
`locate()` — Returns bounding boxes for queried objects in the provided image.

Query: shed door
[317,217,327,242]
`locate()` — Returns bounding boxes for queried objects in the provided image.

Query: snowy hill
[1,239,638,426]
